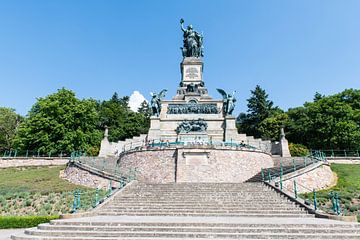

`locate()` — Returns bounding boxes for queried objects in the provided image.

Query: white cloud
[129,91,147,112]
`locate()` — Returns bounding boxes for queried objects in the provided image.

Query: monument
[146,19,247,145]
[96,19,293,183]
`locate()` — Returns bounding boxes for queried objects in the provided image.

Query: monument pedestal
[147,116,161,140]
[224,116,246,142]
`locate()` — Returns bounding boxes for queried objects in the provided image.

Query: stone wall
[282,164,337,193]
[117,147,273,183]
[177,148,273,183]
[60,165,114,189]
[0,158,69,168]
[119,149,176,183]
[327,158,360,164]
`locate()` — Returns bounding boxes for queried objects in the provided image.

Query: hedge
[0,215,59,229]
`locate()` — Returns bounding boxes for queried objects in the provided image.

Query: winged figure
[217,88,236,115]
[150,89,167,117]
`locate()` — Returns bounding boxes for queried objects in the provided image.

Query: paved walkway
[0,229,26,240]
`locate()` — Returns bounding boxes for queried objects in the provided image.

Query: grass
[301,164,360,221]
[0,166,107,219]
[0,166,86,194]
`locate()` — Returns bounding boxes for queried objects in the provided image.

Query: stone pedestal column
[224,116,239,142]
[98,126,112,157]
[280,127,291,157]
[147,116,161,140]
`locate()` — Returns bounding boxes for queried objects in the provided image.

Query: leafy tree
[98,93,149,142]
[289,143,309,156]
[0,108,21,151]
[237,85,282,138]
[258,113,289,141]
[13,88,102,154]
[287,89,360,149]
[138,100,152,119]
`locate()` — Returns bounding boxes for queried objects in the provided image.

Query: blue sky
[0,0,359,115]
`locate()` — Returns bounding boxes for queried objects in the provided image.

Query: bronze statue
[150,89,167,117]
[217,88,236,115]
[180,18,204,58]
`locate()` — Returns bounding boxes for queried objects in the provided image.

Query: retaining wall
[118,147,273,183]
[0,158,69,168]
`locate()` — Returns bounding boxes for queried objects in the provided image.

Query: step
[22,229,360,239]
[37,224,360,234]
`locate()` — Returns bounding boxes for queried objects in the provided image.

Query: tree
[138,100,152,119]
[258,113,289,141]
[287,89,360,149]
[0,107,21,151]
[237,85,282,138]
[98,93,149,142]
[13,88,102,154]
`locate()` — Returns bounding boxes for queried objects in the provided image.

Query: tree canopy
[98,93,149,143]
[13,88,102,154]
[0,108,21,151]
[287,89,360,149]
[237,85,284,140]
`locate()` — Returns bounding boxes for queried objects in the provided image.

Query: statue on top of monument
[180,18,204,58]
[217,88,237,115]
[150,89,167,117]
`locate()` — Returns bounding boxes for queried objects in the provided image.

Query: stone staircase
[12,182,360,239]
[97,182,310,218]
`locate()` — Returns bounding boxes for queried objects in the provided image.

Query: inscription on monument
[186,67,199,79]
[184,66,201,80]
[167,104,219,114]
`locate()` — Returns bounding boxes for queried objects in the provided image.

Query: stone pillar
[147,116,161,140]
[279,127,291,157]
[224,116,246,142]
[98,126,112,157]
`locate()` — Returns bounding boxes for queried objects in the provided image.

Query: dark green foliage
[287,89,360,149]
[0,107,22,151]
[138,100,152,119]
[0,215,59,229]
[237,85,284,140]
[289,143,309,156]
[13,88,102,155]
[98,93,149,142]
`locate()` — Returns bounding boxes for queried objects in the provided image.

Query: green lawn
[0,166,86,194]
[0,166,107,217]
[302,164,360,220]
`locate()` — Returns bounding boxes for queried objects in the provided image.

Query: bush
[289,143,309,156]
[0,215,59,229]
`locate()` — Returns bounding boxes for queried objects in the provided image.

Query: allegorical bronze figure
[180,18,204,58]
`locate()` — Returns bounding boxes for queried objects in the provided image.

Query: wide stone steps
[103,206,300,211]
[16,229,360,239]
[11,182,360,239]
[99,209,306,214]
[97,213,311,218]
[36,224,360,234]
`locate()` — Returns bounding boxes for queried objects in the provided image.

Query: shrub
[289,143,309,156]
[0,215,59,229]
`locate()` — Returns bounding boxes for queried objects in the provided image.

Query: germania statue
[180,18,204,58]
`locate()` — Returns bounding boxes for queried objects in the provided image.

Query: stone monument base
[117,146,273,183]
